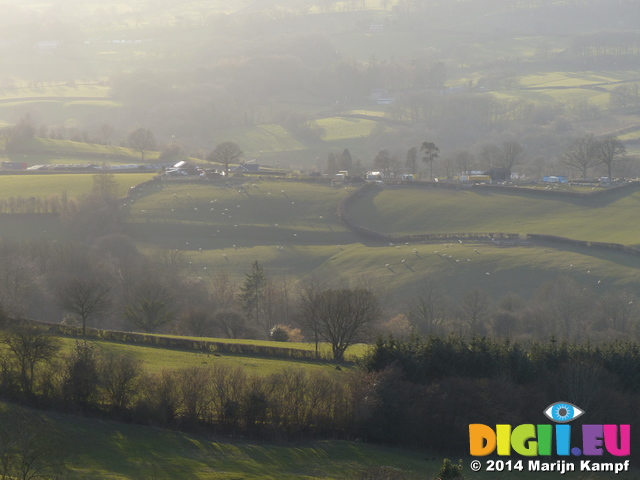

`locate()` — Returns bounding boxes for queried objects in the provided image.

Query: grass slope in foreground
[0,397,614,480]
[0,402,438,480]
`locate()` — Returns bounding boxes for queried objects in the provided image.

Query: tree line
[0,322,370,442]
[361,334,640,454]
[3,319,640,462]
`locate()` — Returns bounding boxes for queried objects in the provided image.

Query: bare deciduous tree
[207,141,243,178]
[213,310,249,339]
[500,140,524,181]
[57,276,110,337]
[460,288,490,335]
[100,352,143,412]
[126,127,156,162]
[0,410,68,479]
[2,325,60,396]
[315,287,381,361]
[562,134,599,179]
[408,281,449,335]
[92,166,119,200]
[123,282,175,333]
[595,135,626,180]
[296,277,325,358]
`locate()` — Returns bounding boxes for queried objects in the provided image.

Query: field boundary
[340,182,640,256]
[338,183,520,243]
[15,318,348,363]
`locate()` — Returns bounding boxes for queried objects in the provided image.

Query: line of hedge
[471,179,640,199]
[387,179,640,200]
[526,233,640,256]
[20,319,341,362]
[123,174,162,198]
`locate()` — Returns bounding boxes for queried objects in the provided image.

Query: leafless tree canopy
[315,287,381,361]
[57,276,110,337]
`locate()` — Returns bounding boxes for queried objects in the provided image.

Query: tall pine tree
[240,261,266,333]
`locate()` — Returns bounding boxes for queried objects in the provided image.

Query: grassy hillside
[125,179,359,250]
[207,117,382,167]
[1,137,155,162]
[122,179,640,300]
[55,336,363,376]
[2,139,639,303]
[0,173,157,201]
[347,184,640,246]
[0,402,438,480]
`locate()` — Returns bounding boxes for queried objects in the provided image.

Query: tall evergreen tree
[240,261,266,333]
[339,148,353,172]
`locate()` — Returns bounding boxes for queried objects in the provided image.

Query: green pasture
[149,334,369,359]
[24,138,154,160]
[348,184,640,246]
[316,117,379,142]
[209,125,307,159]
[125,180,357,246]
[0,83,111,100]
[0,401,439,480]
[0,99,122,131]
[56,337,356,376]
[517,71,629,88]
[619,130,640,142]
[491,88,610,108]
[123,179,640,300]
[0,138,161,165]
[154,239,640,304]
[0,398,621,480]
[344,109,387,117]
[0,173,157,201]
[207,116,380,164]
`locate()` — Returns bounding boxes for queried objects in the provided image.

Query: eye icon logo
[543,402,584,423]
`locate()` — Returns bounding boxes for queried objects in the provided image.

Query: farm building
[231,164,260,173]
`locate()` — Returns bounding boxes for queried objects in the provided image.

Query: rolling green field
[2,172,638,300]
[0,401,439,480]
[206,117,382,167]
[120,178,640,300]
[1,396,625,479]
[348,185,640,246]
[125,179,359,250]
[122,181,640,298]
[0,173,157,201]
[0,137,157,163]
[55,336,363,376]
[0,83,111,100]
